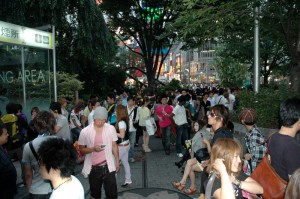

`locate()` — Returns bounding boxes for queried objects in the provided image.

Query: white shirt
[172,104,187,125]
[50,175,84,199]
[118,121,129,144]
[228,93,236,111]
[88,110,95,125]
[70,110,83,129]
[127,106,139,132]
[215,95,227,106]
[207,97,216,107]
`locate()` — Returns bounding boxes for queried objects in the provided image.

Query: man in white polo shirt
[171,95,188,158]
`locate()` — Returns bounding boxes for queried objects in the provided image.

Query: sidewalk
[14,136,201,198]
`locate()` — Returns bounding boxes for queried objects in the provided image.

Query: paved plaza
[14,136,200,199]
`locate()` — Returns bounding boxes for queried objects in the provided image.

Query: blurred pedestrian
[38,138,84,199]
[0,120,17,198]
[269,97,300,181]
[22,111,55,198]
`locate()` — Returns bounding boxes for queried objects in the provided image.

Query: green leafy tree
[100,0,180,92]
[0,0,117,97]
[56,72,84,99]
[215,57,246,87]
[174,0,299,90]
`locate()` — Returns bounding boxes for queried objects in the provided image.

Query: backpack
[1,114,24,149]
[107,104,117,125]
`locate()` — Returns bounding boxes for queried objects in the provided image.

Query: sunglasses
[208,111,218,118]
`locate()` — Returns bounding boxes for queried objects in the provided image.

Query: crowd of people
[0,85,299,199]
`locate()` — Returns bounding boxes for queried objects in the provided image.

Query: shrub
[232,85,300,128]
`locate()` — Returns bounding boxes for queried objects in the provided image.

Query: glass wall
[0,43,52,118]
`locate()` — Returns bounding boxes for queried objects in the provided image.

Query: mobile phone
[101,144,106,148]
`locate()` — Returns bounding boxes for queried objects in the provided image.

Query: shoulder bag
[250,138,287,199]
[195,148,210,163]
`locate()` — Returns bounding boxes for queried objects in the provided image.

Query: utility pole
[254,6,260,93]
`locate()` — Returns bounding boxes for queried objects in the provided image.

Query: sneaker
[121,182,132,187]
[177,153,183,158]
[130,158,135,163]
[134,143,139,147]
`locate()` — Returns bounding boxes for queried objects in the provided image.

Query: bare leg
[189,161,202,189]
[145,131,149,147]
[180,158,197,184]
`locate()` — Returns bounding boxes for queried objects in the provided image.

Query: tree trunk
[146,72,156,95]
[263,74,268,86]
[290,62,300,92]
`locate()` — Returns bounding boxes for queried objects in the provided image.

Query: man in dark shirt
[0,120,17,198]
[269,97,300,181]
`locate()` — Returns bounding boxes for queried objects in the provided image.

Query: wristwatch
[235,179,242,188]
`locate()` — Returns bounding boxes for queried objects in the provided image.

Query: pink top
[78,123,118,177]
[156,104,173,128]
[91,132,106,165]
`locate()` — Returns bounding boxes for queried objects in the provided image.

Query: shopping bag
[145,117,157,136]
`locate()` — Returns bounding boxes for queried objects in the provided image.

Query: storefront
[0,21,56,117]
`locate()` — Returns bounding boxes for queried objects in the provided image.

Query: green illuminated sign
[142,7,161,20]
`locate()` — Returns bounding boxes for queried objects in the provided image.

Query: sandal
[172,181,185,190]
[184,187,197,195]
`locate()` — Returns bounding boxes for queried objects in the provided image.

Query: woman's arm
[213,159,236,199]
[203,138,212,154]
[117,128,125,138]
[72,118,82,129]
[238,176,263,194]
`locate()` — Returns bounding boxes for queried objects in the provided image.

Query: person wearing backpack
[1,103,21,151]
[22,111,55,198]
[106,93,117,126]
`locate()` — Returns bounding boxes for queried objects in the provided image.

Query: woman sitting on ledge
[172,117,211,195]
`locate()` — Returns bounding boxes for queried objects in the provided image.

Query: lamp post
[254,6,260,93]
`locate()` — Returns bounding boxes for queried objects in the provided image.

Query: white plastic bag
[145,117,157,136]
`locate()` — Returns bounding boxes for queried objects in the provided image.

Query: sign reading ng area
[0,21,53,49]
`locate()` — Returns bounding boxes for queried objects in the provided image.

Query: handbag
[194,148,210,163]
[250,149,287,198]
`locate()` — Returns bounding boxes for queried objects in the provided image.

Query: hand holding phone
[101,144,106,148]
